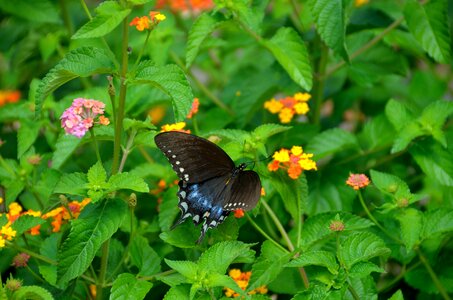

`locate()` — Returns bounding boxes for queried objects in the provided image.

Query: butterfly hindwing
[224,170,261,211]
[154,131,235,183]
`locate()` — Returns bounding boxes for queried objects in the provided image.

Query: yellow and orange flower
[346,174,370,190]
[156,0,214,13]
[268,146,317,179]
[130,11,166,31]
[0,90,21,106]
[160,122,190,133]
[264,92,311,123]
[224,269,268,298]
[42,198,91,232]
[187,98,199,119]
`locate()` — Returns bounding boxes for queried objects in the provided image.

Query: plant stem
[245,213,288,253]
[112,18,130,175]
[416,248,451,300]
[312,42,328,125]
[89,128,102,164]
[348,283,361,300]
[96,239,110,299]
[118,129,137,173]
[133,30,151,70]
[261,200,310,289]
[357,190,402,243]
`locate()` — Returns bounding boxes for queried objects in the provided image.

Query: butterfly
[154,131,261,243]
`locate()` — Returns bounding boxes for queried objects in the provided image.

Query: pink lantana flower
[60,98,110,138]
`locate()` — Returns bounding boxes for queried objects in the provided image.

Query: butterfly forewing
[224,170,261,211]
[155,131,235,183]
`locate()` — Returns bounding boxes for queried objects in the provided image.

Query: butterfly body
[154,131,261,243]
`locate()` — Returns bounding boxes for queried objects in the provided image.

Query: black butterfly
[154,131,261,243]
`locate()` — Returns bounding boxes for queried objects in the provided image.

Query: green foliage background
[0,0,453,299]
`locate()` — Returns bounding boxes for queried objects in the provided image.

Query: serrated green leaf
[159,224,199,248]
[108,172,149,193]
[198,241,253,274]
[53,172,88,196]
[57,199,127,285]
[338,232,390,270]
[163,285,190,300]
[230,0,264,34]
[389,290,404,300]
[396,208,423,250]
[35,47,116,117]
[418,100,453,147]
[130,235,161,276]
[109,273,152,300]
[264,27,312,90]
[12,286,54,300]
[359,114,396,150]
[186,13,224,68]
[410,140,453,187]
[252,124,291,141]
[305,128,358,159]
[4,179,25,205]
[301,212,374,251]
[422,209,453,239]
[370,170,411,199]
[165,259,199,280]
[385,99,414,132]
[308,0,348,61]
[87,161,107,185]
[17,120,41,158]
[248,241,291,290]
[134,61,193,122]
[51,134,83,169]
[73,2,131,39]
[286,250,339,275]
[349,261,385,279]
[404,0,451,63]
[11,215,45,236]
[391,121,423,153]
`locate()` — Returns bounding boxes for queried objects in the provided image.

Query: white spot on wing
[180,201,188,212]
[179,167,185,173]
[176,161,180,165]
[179,191,187,199]
[193,215,200,223]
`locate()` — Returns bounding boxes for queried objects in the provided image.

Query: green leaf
[17,120,41,158]
[11,215,45,236]
[165,259,199,280]
[410,140,453,187]
[418,100,453,147]
[422,209,453,239]
[230,0,264,34]
[305,128,358,160]
[396,208,423,250]
[301,212,374,251]
[198,241,253,274]
[123,117,155,131]
[72,2,131,39]
[57,199,127,285]
[308,0,348,61]
[285,250,339,275]
[163,285,190,300]
[264,27,313,90]
[0,0,59,23]
[134,61,193,122]
[4,179,25,205]
[109,273,152,300]
[252,124,292,142]
[159,224,200,249]
[338,232,390,270]
[359,114,396,150]
[388,290,404,300]
[11,286,54,300]
[186,13,225,68]
[370,170,411,199]
[391,121,423,153]
[385,99,414,132]
[158,186,180,231]
[108,172,149,193]
[35,47,116,117]
[404,0,451,63]
[51,134,83,170]
[248,241,291,290]
[87,161,107,185]
[130,235,161,276]
[348,261,385,279]
[53,172,88,196]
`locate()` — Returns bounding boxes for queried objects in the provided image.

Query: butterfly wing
[154,131,235,183]
[224,170,261,212]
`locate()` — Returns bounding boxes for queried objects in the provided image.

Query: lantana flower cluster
[156,0,213,13]
[268,146,317,179]
[0,90,21,106]
[346,173,370,190]
[158,98,200,132]
[130,11,166,31]
[0,198,91,248]
[264,92,311,123]
[224,269,268,298]
[60,98,109,138]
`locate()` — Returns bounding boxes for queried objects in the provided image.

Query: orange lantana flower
[264,92,311,123]
[346,174,370,190]
[268,146,317,179]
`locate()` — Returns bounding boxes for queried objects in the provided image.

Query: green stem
[133,30,152,70]
[357,190,402,243]
[347,283,361,300]
[89,128,102,164]
[8,242,57,265]
[312,43,328,125]
[289,0,304,33]
[245,213,288,253]
[59,0,74,35]
[96,239,110,299]
[112,18,130,175]
[416,248,451,300]
[107,76,116,128]
[118,129,137,173]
